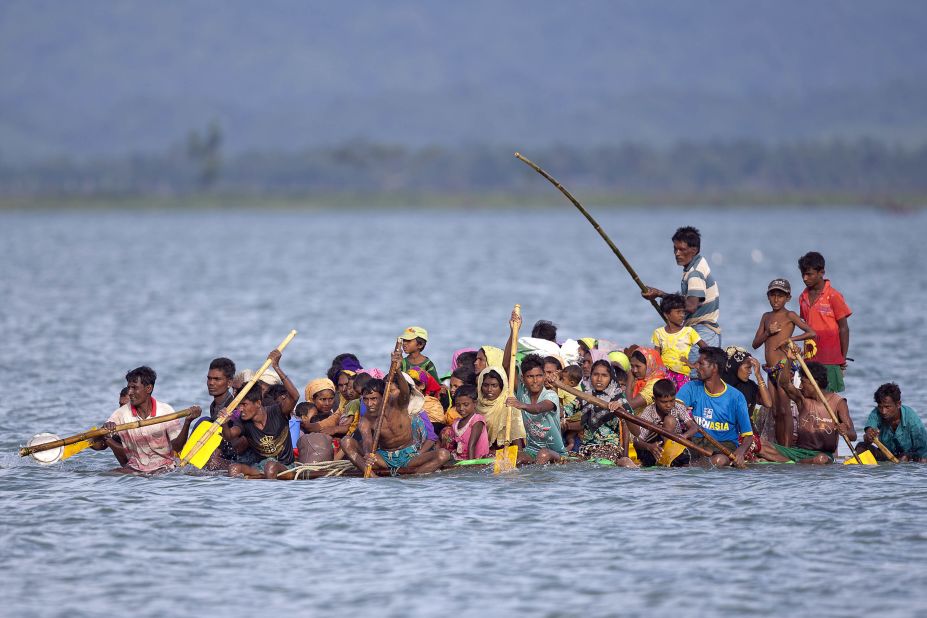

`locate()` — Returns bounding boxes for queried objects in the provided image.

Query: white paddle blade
[27,433,64,465]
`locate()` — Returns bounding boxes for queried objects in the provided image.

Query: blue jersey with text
[676,380,752,443]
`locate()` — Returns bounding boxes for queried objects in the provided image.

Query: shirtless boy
[751,278,816,445]
[341,349,449,475]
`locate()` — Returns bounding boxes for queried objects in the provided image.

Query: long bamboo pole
[515,152,665,322]
[20,407,198,457]
[364,339,404,478]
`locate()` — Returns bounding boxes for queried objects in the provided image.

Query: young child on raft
[559,364,584,452]
[408,367,447,434]
[651,293,705,388]
[631,378,691,467]
[446,384,490,461]
[399,326,440,382]
[797,251,852,393]
[751,278,816,445]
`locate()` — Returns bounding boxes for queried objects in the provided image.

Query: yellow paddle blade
[61,439,93,460]
[658,439,686,467]
[493,445,518,474]
[627,440,639,464]
[843,449,878,466]
[179,421,221,469]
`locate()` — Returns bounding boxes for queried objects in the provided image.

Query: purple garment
[340,357,363,373]
[418,412,438,441]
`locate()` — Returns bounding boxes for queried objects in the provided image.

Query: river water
[1,206,925,617]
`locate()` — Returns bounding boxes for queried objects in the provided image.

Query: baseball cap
[400,326,428,341]
[767,278,791,294]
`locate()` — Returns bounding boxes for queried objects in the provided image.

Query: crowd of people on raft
[93,226,927,477]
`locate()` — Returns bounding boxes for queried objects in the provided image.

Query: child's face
[456,395,476,418]
[767,290,790,311]
[345,378,357,400]
[481,376,502,401]
[590,364,612,392]
[449,376,464,396]
[801,268,825,290]
[655,395,676,415]
[543,363,561,386]
[523,367,546,395]
[665,307,687,327]
[313,389,336,414]
[563,373,581,388]
[401,339,419,355]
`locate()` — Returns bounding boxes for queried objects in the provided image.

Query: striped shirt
[681,254,720,328]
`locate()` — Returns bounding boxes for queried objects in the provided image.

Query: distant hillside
[1,1,926,160]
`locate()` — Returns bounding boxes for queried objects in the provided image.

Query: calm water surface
[1,206,925,617]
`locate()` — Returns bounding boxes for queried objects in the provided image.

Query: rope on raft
[280,459,357,480]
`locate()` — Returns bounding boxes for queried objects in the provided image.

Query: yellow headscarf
[481,345,504,369]
[477,366,526,447]
[305,377,336,402]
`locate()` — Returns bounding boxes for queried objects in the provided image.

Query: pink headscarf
[451,348,478,371]
[356,368,385,380]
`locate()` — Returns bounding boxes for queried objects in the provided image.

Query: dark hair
[484,370,504,387]
[543,355,564,370]
[455,384,478,402]
[362,378,386,396]
[451,366,477,386]
[631,350,647,365]
[241,387,263,403]
[590,359,615,381]
[660,293,686,314]
[119,386,129,398]
[531,320,558,342]
[352,372,373,395]
[874,382,901,404]
[672,226,701,251]
[698,346,727,370]
[798,251,826,273]
[612,366,628,384]
[326,353,361,383]
[653,378,677,399]
[414,337,428,352]
[208,357,236,379]
[562,365,583,383]
[804,361,829,391]
[125,366,156,387]
[266,383,289,400]
[520,354,545,375]
[294,402,313,417]
[455,351,477,373]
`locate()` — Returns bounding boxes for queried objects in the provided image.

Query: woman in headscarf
[722,346,773,449]
[575,358,637,467]
[626,347,668,412]
[477,365,526,448]
[473,346,504,376]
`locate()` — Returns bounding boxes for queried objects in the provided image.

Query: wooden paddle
[872,437,900,463]
[553,380,713,458]
[683,411,746,468]
[20,407,198,462]
[514,152,665,323]
[494,304,521,474]
[179,330,297,468]
[364,338,404,478]
[784,341,865,465]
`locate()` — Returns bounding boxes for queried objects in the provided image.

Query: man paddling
[201,356,255,468]
[100,366,199,474]
[340,349,449,475]
[642,227,721,360]
[855,383,927,462]
[676,347,753,467]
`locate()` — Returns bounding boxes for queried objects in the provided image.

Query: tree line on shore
[1,136,925,204]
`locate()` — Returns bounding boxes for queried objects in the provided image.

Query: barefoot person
[100,366,199,474]
[758,359,855,464]
[341,349,450,475]
[751,278,816,445]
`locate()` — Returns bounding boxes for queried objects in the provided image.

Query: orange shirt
[799,280,851,365]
